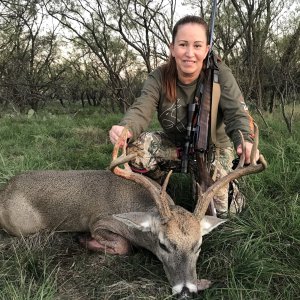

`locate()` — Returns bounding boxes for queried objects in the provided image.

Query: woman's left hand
[236,141,260,164]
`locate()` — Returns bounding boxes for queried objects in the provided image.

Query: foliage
[0,107,299,299]
[0,0,64,112]
[0,0,299,130]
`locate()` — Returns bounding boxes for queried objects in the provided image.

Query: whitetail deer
[0,125,266,299]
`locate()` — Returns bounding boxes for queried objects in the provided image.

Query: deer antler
[109,128,172,220]
[194,123,267,219]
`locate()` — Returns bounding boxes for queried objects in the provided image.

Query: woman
[109,15,259,216]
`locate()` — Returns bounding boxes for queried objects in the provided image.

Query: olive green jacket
[119,61,254,149]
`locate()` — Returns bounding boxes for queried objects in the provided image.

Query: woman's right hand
[109,125,133,145]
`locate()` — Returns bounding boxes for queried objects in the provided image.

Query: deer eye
[159,241,170,253]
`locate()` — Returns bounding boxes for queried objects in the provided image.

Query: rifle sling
[196,57,220,151]
[194,58,221,217]
[210,81,221,145]
[196,68,212,151]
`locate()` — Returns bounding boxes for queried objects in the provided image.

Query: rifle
[181,0,219,175]
[180,4,220,216]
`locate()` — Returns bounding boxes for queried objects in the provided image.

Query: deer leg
[78,229,134,255]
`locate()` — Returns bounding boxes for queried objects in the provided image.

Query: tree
[270,20,300,133]
[100,0,176,72]
[45,0,149,112]
[229,0,283,109]
[182,0,299,114]
[0,0,63,112]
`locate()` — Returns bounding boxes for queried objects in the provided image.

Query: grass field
[0,106,299,299]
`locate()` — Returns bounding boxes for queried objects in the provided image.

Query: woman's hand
[109,125,132,145]
[236,141,260,164]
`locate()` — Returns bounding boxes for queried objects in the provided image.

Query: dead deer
[0,125,266,299]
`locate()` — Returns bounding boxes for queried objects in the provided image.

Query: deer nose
[177,286,197,299]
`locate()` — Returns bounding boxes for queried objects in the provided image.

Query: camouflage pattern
[127,131,245,215]
[210,147,245,216]
[126,131,180,182]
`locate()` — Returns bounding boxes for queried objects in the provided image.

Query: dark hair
[171,15,209,44]
[161,15,209,102]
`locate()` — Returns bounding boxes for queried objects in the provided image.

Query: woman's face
[170,23,209,83]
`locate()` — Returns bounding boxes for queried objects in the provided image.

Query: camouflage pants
[126,131,245,216]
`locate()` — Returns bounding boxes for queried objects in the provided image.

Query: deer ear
[113,212,156,232]
[200,216,227,236]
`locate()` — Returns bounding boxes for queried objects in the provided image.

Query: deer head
[109,125,267,298]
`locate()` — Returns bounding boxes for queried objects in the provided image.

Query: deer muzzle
[176,285,198,299]
[172,282,197,299]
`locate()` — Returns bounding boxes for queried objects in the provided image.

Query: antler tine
[194,123,267,219]
[110,128,137,172]
[250,124,259,165]
[109,128,172,219]
[159,170,173,219]
[237,131,246,168]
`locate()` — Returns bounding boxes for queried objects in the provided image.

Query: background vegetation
[0,0,299,299]
[0,0,299,132]
[0,106,299,299]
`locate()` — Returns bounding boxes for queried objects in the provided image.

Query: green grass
[0,106,299,299]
